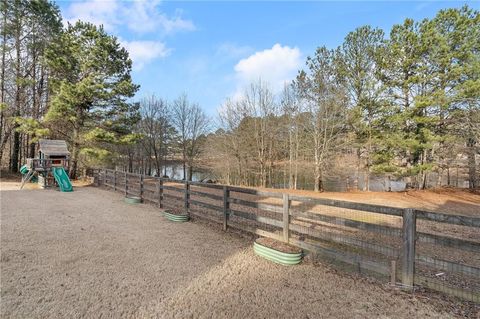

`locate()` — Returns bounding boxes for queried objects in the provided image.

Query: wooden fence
[92,168,480,303]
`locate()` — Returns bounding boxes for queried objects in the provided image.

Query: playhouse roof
[38,139,70,156]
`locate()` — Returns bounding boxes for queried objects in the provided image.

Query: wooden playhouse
[20,139,73,191]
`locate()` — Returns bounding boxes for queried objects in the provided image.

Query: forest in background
[1,1,479,192]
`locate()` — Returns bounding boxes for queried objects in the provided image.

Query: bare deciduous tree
[296,47,348,192]
[138,95,171,176]
[171,94,210,180]
[240,80,279,188]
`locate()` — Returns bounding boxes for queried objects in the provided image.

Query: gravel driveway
[0,185,454,318]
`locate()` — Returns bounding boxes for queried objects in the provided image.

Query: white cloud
[158,9,196,34]
[120,40,171,71]
[63,0,194,71]
[65,0,119,31]
[64,0,195,35]
[234,43,302,93]
[125,2,195,34]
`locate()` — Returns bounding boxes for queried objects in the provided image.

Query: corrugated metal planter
[164,211,189,222]
[254,238,302,266]
[124,196,142,204]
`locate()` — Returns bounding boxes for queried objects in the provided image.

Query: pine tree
[45,21,139,178]
[377,18,431,189]
[336,26,385,190]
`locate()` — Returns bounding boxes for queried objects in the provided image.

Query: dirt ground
[0,183,469,318]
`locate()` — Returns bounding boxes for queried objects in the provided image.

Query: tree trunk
[69,126,80,179]
[11,131,20,172]
[182,148,186,180]
[128,151,133,173]
[260,160,266,188]
[363,169,369,191]
[421,172,428,190]
[29,142,35,158]
[0,130,10,166]
[436,170,442,188]
[467,137,477,189]
[11,9,22,173]
[355,148,361,190]
[70,145,79,179]
[447,167,450,186]
[288,128,294,189]
[0,0,7,167]
[182,161,186,180]
[314,164,323,192]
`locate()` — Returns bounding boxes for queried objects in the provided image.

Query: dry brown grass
[0,186,463,318]
[250,186,480,217]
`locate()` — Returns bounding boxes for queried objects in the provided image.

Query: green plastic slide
[52,167,73,192]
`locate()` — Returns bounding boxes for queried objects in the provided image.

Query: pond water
[149,164,209,182]
[131,164,468,192]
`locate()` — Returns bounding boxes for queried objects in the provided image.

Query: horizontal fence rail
[94,168,480,303]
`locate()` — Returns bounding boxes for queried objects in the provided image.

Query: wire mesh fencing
[96,168,480,303]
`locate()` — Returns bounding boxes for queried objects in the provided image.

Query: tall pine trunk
[0,0,7,167]
[11,8,22,172]
[467,137,477,189]
[69,123,80,179]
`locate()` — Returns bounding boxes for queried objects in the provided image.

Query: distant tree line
[1,2,478,190]
[205,6,479,191]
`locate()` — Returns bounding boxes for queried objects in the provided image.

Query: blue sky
[57,0,479,116]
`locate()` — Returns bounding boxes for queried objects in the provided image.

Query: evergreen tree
[336,26,385,190]
[45,21,139,178]
[377,18,432,188]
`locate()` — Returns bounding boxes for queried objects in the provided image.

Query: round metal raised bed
[253,241,302,266]
[164,211,189,222]
[124,196,142,204]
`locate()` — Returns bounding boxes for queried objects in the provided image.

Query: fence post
[102,169,106,186]
[402,208,416,290]
[140,174,144,200]
[113,170,117,191]
[283,193,290,243]
[124,172,128,197]
[223,186,230,231]
[158,178,163,209]
[390,260,397,286]
[184,181,190,216]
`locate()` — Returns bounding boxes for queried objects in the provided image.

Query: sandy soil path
[1,186,456,318]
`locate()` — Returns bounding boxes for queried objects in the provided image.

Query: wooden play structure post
[401,208,416,290]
